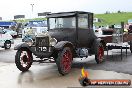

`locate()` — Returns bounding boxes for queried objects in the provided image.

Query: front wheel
[15,49,33,72]
[56,47,73,75]
[95,43,104,64]
[4,41,11,49]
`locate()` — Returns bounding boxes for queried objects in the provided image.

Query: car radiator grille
[35,36,49,52]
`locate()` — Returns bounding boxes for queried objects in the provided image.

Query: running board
[33,59,55,63]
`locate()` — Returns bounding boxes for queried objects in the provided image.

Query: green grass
[94,12,132,26]
[10,17,47,23]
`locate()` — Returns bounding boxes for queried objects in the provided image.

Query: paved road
[0,62,132,88]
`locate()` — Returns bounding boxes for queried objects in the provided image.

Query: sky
[0,0,132,20]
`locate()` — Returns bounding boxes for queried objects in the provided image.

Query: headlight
[25,38,33,46]
[50,38,57,46]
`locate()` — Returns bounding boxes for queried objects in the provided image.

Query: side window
[78,14,88,29]
[49,18,56,29]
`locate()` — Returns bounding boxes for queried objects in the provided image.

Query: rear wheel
[95,43,104,64]
[15,49,33,72]
[56,47,73,75]
[4,41,11,49]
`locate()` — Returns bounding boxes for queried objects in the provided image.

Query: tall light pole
[30,4,34,13]
[30,4,34,18]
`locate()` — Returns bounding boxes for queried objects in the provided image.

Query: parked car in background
[3,29,17,38]
[94,27,103,35]
[0,29,14,49]
[94,26,114,36]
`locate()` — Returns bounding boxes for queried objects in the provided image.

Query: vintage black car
[14,11,105,75]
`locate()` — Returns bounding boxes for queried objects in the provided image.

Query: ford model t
[14,11,105,75]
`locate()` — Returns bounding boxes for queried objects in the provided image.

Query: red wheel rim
[20,51,31,69]
[98,46,104,62]
[61,50,72,73]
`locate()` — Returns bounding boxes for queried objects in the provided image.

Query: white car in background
[94,27,103,35]
[0,29,14,49]
[3,29,18,38]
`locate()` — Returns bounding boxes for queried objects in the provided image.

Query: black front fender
[14,43,31,50]
[54,41,74,51]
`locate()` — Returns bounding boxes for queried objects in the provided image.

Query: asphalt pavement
[0,62,132,88]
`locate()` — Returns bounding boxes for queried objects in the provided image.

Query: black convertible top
[46,11,93,18]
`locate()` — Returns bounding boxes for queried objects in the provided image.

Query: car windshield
[49,17,76,29]
[26,21,47,27]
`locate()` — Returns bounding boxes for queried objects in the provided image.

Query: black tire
[4,41,11,49]
[95,43,104,64]
[56,47,73,75]
[15,49,33,72]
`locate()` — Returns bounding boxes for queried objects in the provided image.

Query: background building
[14,15,25,20]
[0,17,2,21]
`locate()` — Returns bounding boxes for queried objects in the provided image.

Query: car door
[77,13,92,47]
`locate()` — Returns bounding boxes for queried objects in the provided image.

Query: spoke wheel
[95,43,104,64]
[15,49,33,72]
[56,47,73,75]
